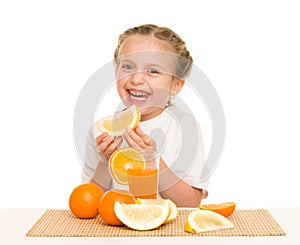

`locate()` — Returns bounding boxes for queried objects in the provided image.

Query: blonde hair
[114,24,193,80]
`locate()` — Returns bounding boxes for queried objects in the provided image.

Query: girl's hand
[95,132,123,161]
[123,125,156,151]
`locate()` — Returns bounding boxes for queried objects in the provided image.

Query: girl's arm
[90,161,112,193]
[158,158,203,207]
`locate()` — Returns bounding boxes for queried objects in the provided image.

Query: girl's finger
[95,132,109,145]
[123,130,136,147]
[97,135,114,152]
[134,126,152,145]
[142,135,152,145]
[123,131,143,150]
[105,137,123,155]
[134,125,145,137]
[126,128,148,148]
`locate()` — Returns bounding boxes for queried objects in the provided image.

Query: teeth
[129,90,149,100]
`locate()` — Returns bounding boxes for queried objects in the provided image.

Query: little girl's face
[116,35,183,121]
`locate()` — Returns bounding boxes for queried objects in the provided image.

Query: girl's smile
[127,88,151,103]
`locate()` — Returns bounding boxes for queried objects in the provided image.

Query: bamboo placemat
[26,209,285,237]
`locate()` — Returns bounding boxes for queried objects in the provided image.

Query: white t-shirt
[82,106,209,198]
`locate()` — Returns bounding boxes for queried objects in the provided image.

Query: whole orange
[98,189,136,225]
[69,183,104,219]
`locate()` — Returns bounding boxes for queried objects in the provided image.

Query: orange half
[109,147,145,185]
[199,202,236,217]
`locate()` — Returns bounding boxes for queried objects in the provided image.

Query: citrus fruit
[184,210,234,233]
[114,200,170,230]
[109,147,145,184]
[69,183,104,219]
[96,104,140,136]
[199,202,236,217]
[98,189,136,226]
[136,198,178,223]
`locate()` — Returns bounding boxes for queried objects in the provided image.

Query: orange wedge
[199,202,236,217]
[136,198,178,223]
[109,147,145,185]
[114,201,170,231]
[185,210,234,233]
[96,104,140,136]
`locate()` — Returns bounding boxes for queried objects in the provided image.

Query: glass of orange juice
[126,150,159,199]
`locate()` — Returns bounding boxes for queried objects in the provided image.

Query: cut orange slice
[114,201,170,230]
[199,202,236,217]
[96,104,140,136]
[109,147,145,185]
[185,210,234,233]
[136,198,178,223]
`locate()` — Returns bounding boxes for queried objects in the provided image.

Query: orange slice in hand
[96,105,140,136]
[109,147,145,185]
[199,202,236,217]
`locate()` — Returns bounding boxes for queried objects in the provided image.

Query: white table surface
[0,208,299,245]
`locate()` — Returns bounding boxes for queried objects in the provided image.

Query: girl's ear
[171,79,185,95]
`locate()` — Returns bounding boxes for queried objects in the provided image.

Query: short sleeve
[81,126,100,183]
[166,111,209,198]
[181,124,209,198]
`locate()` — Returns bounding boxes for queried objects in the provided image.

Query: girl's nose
[131,71,145,85]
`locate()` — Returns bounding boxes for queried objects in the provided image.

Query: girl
[82,24,209,207]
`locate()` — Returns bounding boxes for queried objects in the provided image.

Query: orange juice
[127,168,158,199]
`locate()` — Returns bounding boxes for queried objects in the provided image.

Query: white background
[0,0,299,209]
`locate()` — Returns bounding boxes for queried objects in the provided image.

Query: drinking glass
[126,150,159,199]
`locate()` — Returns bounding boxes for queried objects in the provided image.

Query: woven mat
[26,209,285,237]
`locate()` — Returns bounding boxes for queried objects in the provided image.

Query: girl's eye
[146,68,160,74]
[121,64,134,70]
